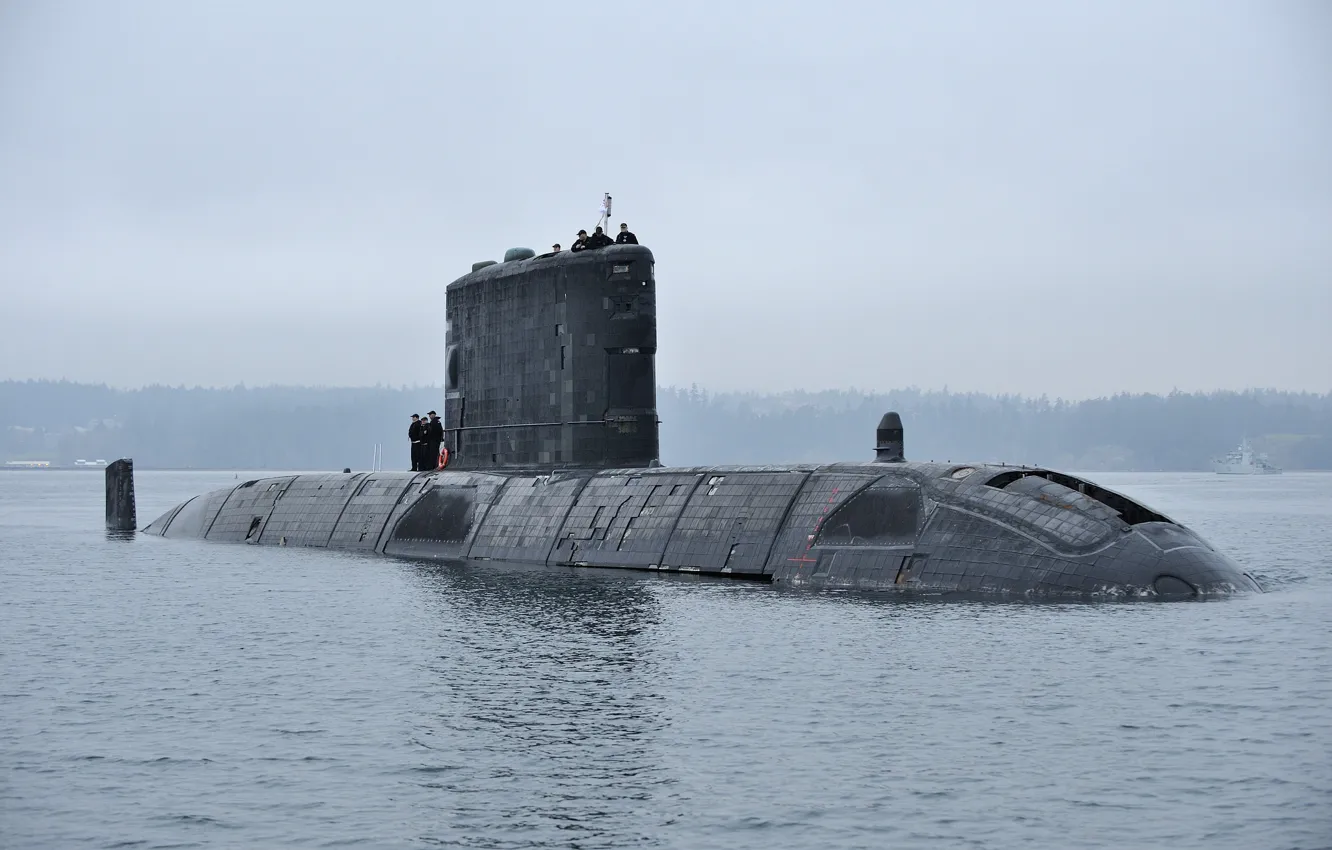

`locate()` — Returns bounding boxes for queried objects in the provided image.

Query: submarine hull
[142,461,1260,599]
[137,241,1258,599]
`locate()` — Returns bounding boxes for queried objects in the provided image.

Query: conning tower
[443,244,659,470]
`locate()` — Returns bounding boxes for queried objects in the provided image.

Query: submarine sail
[444,244,658,470]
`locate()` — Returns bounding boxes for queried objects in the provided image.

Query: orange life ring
[438,448,450,469]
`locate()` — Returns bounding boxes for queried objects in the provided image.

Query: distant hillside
[2,380,1330,471]
[659,386,1332,471]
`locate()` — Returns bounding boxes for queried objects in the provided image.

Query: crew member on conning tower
[587,226,613,248]
[616,223,638,244]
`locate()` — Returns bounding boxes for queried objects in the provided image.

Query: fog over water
[1,1,1329,398]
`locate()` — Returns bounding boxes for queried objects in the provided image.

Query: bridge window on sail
[446,347,460,389]
[816,486,921,546]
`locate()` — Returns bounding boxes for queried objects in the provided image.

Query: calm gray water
[2,470,1329,849]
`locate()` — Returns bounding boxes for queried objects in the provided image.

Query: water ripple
[1,470,1330,849]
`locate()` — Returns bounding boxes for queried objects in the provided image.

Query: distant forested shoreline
[2,380,1330,471]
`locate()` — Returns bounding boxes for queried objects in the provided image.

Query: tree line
[2,380,1330,471]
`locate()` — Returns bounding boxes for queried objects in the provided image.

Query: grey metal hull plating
[142,461,1260,599]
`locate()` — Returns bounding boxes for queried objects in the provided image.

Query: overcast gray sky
[1,0,1328,399]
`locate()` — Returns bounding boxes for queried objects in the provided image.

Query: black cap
[428,410,437,415]
[411,413,419,418]
[577,229,587,235]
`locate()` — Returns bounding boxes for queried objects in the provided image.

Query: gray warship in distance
[116,242,1261,599]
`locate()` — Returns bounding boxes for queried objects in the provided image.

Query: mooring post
[105,458,136,532]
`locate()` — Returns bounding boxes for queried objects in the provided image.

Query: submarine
[111,242,1261,599]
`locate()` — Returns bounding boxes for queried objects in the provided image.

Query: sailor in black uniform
[587,226,613,248]
[615,223,638,244]
[408,414,423,471]
[570,230,589,252]
[424,411,444,470]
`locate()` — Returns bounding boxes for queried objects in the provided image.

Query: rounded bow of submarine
[1135,528,1263,597]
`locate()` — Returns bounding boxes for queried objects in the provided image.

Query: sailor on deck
[615,223,638,244]
[424,412,444,470]
[408,414,424,471]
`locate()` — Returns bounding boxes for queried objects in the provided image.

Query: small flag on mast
[599,193,612,224]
